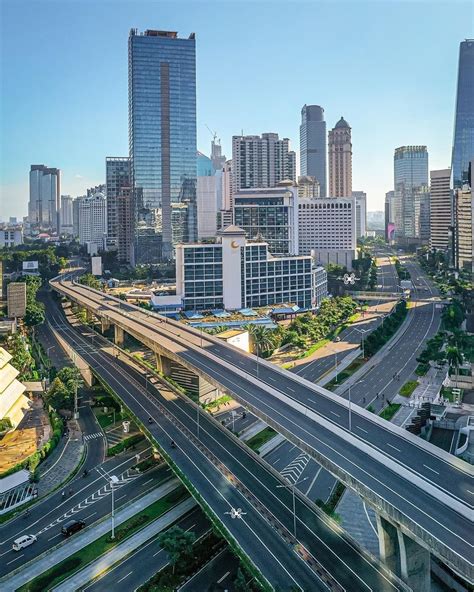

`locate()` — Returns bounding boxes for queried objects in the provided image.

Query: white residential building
[78,192,107,255]
[298,197,357,270]
[59,195,74,235]
[352,191,367,239]
[0,226,23,248]
[429,169,452,251]
[197,175,218,239]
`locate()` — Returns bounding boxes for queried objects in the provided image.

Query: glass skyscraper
[128,29,197,263]
[300,105,327,197]
[394,146,429,238]
[452,39,474,189]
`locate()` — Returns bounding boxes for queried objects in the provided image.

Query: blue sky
[1,0,472,219]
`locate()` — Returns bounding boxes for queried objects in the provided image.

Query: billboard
[91,256,102,277]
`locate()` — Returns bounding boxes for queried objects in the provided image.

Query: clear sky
[1,0,472,220]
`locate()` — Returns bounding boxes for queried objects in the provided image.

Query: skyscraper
[106,157,131,250]
[429,169,452,250]
[394,146,429,239]
[452,40,474,189]
[59,195,74,235]
[352,191,367,238]
[28,165,61,232]
[129,29,197,262]
[78,191,107,255]
[300,105,327,197]
[232,133,296,193]
[328,117,352,197]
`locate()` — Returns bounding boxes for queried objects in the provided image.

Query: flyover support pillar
[101,320,111,334]
[114,325,125,347]
[155,353,171,376]
[376,515,400,576]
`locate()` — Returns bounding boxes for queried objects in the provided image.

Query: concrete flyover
[51,277,474,590]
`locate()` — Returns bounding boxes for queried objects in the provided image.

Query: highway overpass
[51,277,474,590]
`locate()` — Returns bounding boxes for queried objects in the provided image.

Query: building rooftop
[334,117,350,129]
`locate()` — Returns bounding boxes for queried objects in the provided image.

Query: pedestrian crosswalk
[84,432,104,441]
[280,452,310,485]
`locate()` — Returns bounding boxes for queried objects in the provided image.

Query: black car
[61,519,86,537]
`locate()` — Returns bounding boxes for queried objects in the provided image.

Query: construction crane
[205,124,219,145]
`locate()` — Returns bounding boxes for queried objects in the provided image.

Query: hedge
[107,433,145,456]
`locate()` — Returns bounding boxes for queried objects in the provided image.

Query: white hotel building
[175,226,327,311]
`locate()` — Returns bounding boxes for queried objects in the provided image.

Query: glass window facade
[393,146,428,238]
[452,40,474,189]
[182,246,224,310]
[129,30,197,263]
[300,105,327,197]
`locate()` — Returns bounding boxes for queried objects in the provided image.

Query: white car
[12,534,37,551]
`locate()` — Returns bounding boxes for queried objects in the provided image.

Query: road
[52,272,474,583]
[180,547,240,592]
[84,507,210,592]
[46,296,406,591]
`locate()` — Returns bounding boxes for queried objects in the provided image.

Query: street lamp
[353,327,368,359]
[277,476,308,537]
[97,468,119,539]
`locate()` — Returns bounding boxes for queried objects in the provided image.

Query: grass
[296,313,361,360]
[379,403,401,421]
[245,427,277,452]
[204,394,233,411]
[399,380,419,398]
[324,356,366,390]
[440,386,463,402]
[94,408,125,429]
[415,363,430,376]
[18,485,189,592]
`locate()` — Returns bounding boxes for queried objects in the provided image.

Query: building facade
[117,187,134,263]
[452,40,474,189]
[129,29,197,262]
[28,165,61,232]
[175,226,327,311]
[394,146,429,239]
[328,118,352,198]
[297,176,320,199]
[0,226,23,248]
[106,157,131,250]
[197,175,218,239]
[298,197,357,270]
[59,195,74,236]
[299,105,327,197]
[454,181,473,274]
[429,169,452,250]
[232,133,296,193]
[78,191,107,255]
[7,283,26,318]
[233,184,299,255]
[352,191,367,239]
[385,190,396,241]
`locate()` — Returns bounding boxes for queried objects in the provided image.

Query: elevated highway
[51,277,474,588]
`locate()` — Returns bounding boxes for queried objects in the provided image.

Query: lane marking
[143,478,154,486]
[117,571,133,583]
[6,554,24,565]
[330,411,340,418]
[47,533,61,541]
[217,570,231,583]
[423,464,440,475]
[355,426,368,434]
[386,443,401,453]
[83,512,97,521]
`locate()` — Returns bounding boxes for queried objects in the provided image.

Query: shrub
[107,433,145,456]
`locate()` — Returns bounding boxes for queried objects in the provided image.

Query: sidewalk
[0,479,180,591]
[37,419,84,497]
[53,497,196,591]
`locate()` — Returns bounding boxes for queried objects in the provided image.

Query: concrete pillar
[397,530,431,592]
[376,515,401,577]
[85,309,93,322]
[101,320,111,334]
[155,352,171,376]
[114,325,125,347]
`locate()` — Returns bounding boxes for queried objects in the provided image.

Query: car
[12,534,37,551]
[61,519,86,537]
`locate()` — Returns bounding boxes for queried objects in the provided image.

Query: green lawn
[19,485,189,592]
[379,403,401,421]
[245,427,277,452]
[324,356,366,390]
[399,380,418,397]
[94,408,125,429]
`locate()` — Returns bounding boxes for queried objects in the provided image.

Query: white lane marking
[47,533,62,541]
[143,478,154,486]
[330,411,340,418]
[423,464,440,475]
[386,443,401,453]
[6,554,24,565]
[355,426,368,434]
[117,571,133,583]
[83,512,97,521]
[217,571,231,583]
[467,490,474,496]
[288,387,296,393]
[116,494,127,502]
[304,466,322,496]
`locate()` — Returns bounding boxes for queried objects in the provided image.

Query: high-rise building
[385,190,396,241]
[78,191,107,255]
[454,161,473,274]
[106,157,131,250]
[117,186,133,264]
[7,283,26,318]
[232,133,296,193]
[394,146,429,239]
[72,197,82,238]
[297,176,320,199]
[300,105,327,197]
[352,191,367,238]
[28,165,61,232]
[59,195,74,235]
[429,169,452,250]
[210,139,226,171]
[233,184,299,255]
[298,197,357,270]
[129,29,197,262]
[328,118,352,197]
[452,40,474,189]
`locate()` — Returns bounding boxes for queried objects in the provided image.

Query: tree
[24,303,45,327]
[246,325,279,356]
[234,567,250,592]
[79,273,102,290]
[158,525,196,574]
[45,377,73,411]
[446,346,463,386]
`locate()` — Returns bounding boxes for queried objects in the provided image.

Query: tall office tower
[59,195,74,235]
[210,139,226,171]
[429,169,452,250]
[233,183,299,255]
[452,40,474,189]
[385,190,396,241]
[78,190,107,255]
[28,165,61,232]
[454,183,473,273]
[394,146,429,239]
[328,118,352,197]
[106,157,131,250]
[129,29,197,263]
[117,187,134,264]
[232,133,296,193]
[352,191,367,238]
[300,105,327,197]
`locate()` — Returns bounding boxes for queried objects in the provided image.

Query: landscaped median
[16,485,189,592]
[245,427,277,453]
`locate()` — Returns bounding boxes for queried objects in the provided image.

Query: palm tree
[446,346,463,388]
[246,325,278,356]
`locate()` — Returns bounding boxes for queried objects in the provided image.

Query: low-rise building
[0,347,30,429]
[7,283,27,318]
[0,225,23,248]
[216,329,250,353]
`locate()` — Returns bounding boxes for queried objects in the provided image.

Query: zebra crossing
[84,432,104,441]
[280,452,310,485]
[35,470,139,536]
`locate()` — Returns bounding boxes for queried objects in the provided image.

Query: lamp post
[354,328,368,358]
[327,346,338,383]
[97,468,119,539]
[277,476,308,537]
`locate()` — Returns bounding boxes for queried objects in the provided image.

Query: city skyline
[1,0,472,220]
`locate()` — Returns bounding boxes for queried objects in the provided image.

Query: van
[61,519,86,537]
[12,534,37,551]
